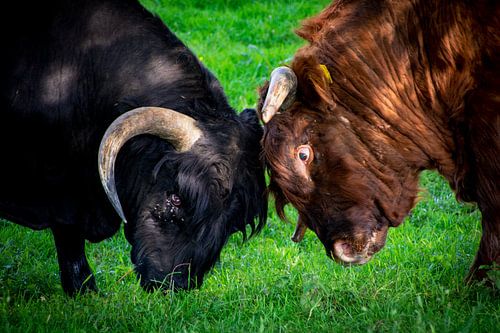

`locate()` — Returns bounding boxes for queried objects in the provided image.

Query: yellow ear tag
[319,64,333,83]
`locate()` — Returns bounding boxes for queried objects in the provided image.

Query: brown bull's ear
[291,51,333,107]
[295,2,338,43]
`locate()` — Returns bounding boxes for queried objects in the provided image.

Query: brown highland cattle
[259,0,499,281]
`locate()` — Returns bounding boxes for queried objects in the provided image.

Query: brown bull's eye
[296,145,313,164]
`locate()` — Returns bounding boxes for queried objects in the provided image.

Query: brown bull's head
[259,65,420,265]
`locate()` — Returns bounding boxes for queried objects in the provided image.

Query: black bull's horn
[260,66,298,123]
[98,107,202,223]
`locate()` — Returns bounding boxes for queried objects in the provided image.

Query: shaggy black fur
[0,0,267,295]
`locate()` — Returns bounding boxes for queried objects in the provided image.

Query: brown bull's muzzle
[331,239,373,265]
[330,227,389,265]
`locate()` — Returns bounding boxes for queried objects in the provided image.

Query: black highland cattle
[0,0,267,295]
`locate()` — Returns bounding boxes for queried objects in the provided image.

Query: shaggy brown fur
[260,0,499,280]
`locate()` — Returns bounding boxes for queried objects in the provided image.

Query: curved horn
[291,216,308,243]
[98,107,202,223]
[260,66,297,123]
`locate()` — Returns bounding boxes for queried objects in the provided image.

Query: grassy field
[1,0,498,332]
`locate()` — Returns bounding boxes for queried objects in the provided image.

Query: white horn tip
[261,107,277,124]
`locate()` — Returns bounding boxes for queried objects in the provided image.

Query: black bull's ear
[240,108,261,126]
[239,108,264,137]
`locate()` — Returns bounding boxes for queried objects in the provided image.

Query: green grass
[1,1,499,332]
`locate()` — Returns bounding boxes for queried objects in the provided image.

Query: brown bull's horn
[291,217,308,243]
[98,107,202,223]
[260,66,297,123]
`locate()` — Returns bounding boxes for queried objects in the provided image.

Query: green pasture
[1,0,498,332]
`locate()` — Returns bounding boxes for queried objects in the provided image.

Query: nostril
[334,240,353,257]
[341,242,351,253]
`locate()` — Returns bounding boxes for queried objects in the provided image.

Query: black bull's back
[0,0,267,295]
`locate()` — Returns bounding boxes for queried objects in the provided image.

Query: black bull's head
[98,106,267,290]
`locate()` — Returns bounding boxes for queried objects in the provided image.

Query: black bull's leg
[51,225,97,295]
